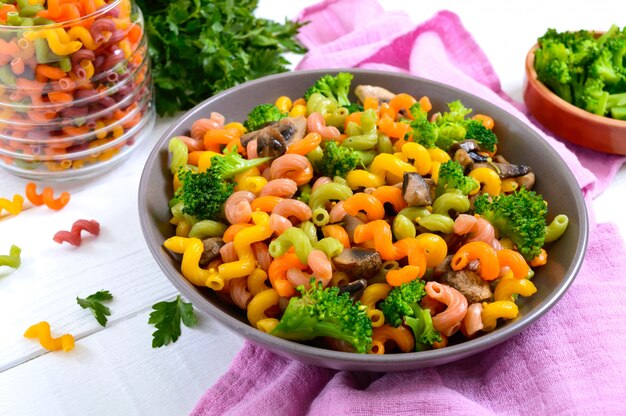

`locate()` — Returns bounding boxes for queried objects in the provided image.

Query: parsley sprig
[148,296,198,348]
[77,290,113,327]
[136,0,307,116]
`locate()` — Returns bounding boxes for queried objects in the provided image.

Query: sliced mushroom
[198,237,225,268]
[342,214,365,243]
[450,139,481,154]
[515,171,536,190]
[439,268,492,303]
[402,172,433,206]
[338,278,368,298]
[239,116,307,158]
[355,85,395,104]
[473,162,532,179]
[332,248,382,279]
[453,148,475,171]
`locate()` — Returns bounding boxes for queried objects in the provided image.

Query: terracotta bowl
[524,43,626,155]
[139,69,588,371]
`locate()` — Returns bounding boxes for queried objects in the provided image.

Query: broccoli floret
[408,102,437,148]
[244,104,287,131]
[589,48,622,86]
[271,282,373,353]
[464,119,498,152]
[176,150,270,220]
[344,102,364,114]
[582,78,610,115]
[436,160,478,197]
[403,304,442,351]
[474,187,548,261]
[313,140,361,178]
[433,100,473,150]
[304,72,354,107]
[379,279,427,328]
[534,39,574,103]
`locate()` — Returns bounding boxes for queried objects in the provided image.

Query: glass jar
[0,0,154,180]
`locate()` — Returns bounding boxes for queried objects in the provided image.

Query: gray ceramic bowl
[139,69,588,371]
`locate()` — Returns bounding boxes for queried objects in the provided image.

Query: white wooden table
[1,2,624,415]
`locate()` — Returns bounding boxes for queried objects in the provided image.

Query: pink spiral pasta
[175,135,204,152]
[425,281,468,337]
[269,213,293,235]
[251,242,271,272]
[328,201,347,223]
[190,112,225,141]
[454,214,499,249]
[269,154,313,186]
[229,277,252,310]
[307,249,333,285]
[259,179,298,198]
[453,214,477,235]
[219,242,239,263]
[246,140,259,160]
[286,268,313,289]
[53,219,100,247]
[311,176,332,193]
[272,199,312,223]
[461,303,484,337]
[224,191,255,225]
[307,112,341,139]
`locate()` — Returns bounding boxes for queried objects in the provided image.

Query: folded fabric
[192,2,626,414]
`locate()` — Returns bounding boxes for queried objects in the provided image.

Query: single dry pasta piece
[328,201,347,223]
[269,213,293,235]
[238,176,268,195]
[388,93,417,116]
[229,277,252,310]
[494,274,537,302]
[219,242,238,263]
[425,281,468,337]
[359,283,392,327]
[369,153,416,184]
[377,116,411,140]
[345,169,386,189]
[342,193,385,221]
[496,249,531,279]
[414,233,448,268]
[371,186,408,213]
[224,191,255,225]
[370,324,415,354]
[274,96,292,113]
[451,241,500,281]
[322,225,350,249]
[401,142,432,176]
[461,303,484,337]
[251,242,271,272]
[481,301,519,331]
[259,178,298,198]
[0,245,21,269]
[269,154,314,186]
[53,219,100,247]
[272,199,313,223]
[247,289,280,328]
[353,220,403,261]
[0,194,24,216]
[469,167,502,196]
[247,268,271,296]
[164,237,224,290]
[250,195,283,213]
[42,187,71,210]
[286,132,322,155]
[307,111,341,139]
[24,321,74,352]
[204,128,241,150]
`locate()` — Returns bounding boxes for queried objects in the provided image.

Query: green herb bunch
[136,0,307,116]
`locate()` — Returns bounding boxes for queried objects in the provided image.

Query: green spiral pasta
[544,214,569,243]
[377,133,394,154]
[168,137,189,174]
[188,220,228,239]
[306,146,324,165]
[312,207,330,227]
[306,93,347,127]
[170,201,197,226]
[418,213,455,234]
[315,237,344,258]
[354,149,377,166]
[432,192,471,216]
[392,214,416,240]
[342,109,379,150]
[269,227,313,264]
[299,221,318,245]
[0,245,21,269]
[308,182,353,211]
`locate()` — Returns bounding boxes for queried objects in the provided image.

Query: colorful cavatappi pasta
[0,0,151,174]
[163,73,569,354]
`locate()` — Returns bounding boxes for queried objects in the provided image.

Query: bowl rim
[139,68,589,367]
[525,42,626,128]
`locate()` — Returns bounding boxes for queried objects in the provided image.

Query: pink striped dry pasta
[251,242,271,272]
[229,277,252,310]
[425,281,468,337]
[461,303,484,337]
[307,112,341,139]
[190,112,225,142]
[219,242,238,263]
[259,179,299,198]
[269,213,293,235]
[224,191,255,225]
[272,199,312,223]
[269,154,314,186]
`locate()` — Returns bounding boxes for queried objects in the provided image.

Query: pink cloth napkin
[192,2,626,414]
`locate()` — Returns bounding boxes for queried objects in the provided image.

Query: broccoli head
[436,160,478,197]
[176,149,270,220]
[304,72,354,107]
[408,102,437,148]
[474,187,548,260]
[464,119,498,152]
[403,304,442,351]
[314,140,361,178]
[271,282,373,353]
[433,100,473,150]
[379,279,427,328]
[244,104,287,131]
